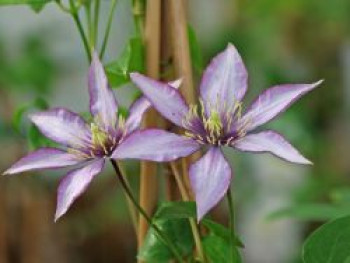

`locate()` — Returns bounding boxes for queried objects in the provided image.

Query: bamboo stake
[168,0,201,199]
[138,0,161,252]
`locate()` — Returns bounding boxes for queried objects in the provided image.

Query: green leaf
[188,24,203,74]
[138,219,194,263]
[138,201,196,262]
[27,124,56,150]
[105,37,144,88]
[154,201,196,220]
[302,215,350,263]
[330,188,350,204]
[13,97,48,133]
[202,219,244,248]
[268,203,350,221]
[0,0,52,12]
[203,234,242,263]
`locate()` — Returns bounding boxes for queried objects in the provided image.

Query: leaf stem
[68,0,91,62]
[170,162,206,262]
[93,0,100,46]
[84,3,94,48]
[100,0,118,59]
[227,187,236,262]
[110,160,184,263]
[116,161,139,237]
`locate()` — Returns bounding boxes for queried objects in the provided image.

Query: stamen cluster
[182,98,250,146]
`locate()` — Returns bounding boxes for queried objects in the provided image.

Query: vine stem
[227,187,236,262]
[170,162,206,262]
[110,160,184,263]
[116,161,138,237]
[68,0,91,62]
[93,0,100,47]
[100,0,118,59]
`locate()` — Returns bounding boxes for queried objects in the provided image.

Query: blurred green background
[0,0,350,262]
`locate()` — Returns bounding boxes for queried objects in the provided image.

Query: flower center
[204,110,223,138]
[91,123,108,148]
[182,99,249,146]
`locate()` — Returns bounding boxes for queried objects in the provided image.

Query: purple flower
[118,43,322,221]
[3,53,195,221]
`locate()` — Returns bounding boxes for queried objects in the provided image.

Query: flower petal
[200,43,248,114]
[55,159,105,221]
[240,80,323,131]
[189,147,232,221]
[30,108,91,148]
[233,130,312,164]
[111,129,200,161]
[130,73,189,128]
[125,96,151,133]
[3,148,84,175]
[125,79,182,133]
[168,78,182,89]
[89,52,118,130]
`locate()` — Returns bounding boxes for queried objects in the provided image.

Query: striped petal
[233,130,312,164]
[112,129,200,161]
[130,73,189,128]
[30,108,91,149]
[124,79,182,133]
[200,43,248,115]
[239,80,323,132]
[89,52,118,130]
[125,96,151,133]
[189,147,232,221]
[55,159,105,221]
[3,148,84,175]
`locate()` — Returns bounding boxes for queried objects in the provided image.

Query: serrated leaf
[138,219,194,263]
[188,24,203,74]
[154,201,196,220]
[302,215,350,263]
[105,37,144,88]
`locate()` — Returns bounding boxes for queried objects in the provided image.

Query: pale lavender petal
[200,43,248,114]
[55,159,105,221]
[89,52,118,130]
[30,108,91,148]
[130,73,189,128]
[125,96,151,133]
[168,78,182,89]
[3,148,84,175]
[189,147,232,221]
[124,79,182,133]
[239,80,323,132]
[233,130,312,164]
[111,129,200,161]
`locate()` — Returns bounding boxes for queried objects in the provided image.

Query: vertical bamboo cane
[138,0,161,253]
[168,0,201,197]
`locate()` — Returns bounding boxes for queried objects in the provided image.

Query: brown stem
[138,0,162,253]
[168,0,202,193]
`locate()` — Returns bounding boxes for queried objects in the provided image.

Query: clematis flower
[114,43,323,221]
[3,53,193,221]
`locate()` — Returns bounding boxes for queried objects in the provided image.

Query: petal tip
[313,79,324,87]
[129,72,142,81]
[54,211,64,223]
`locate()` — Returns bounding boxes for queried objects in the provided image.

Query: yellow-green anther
[206,110,222,136]
[91,123,108,147]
